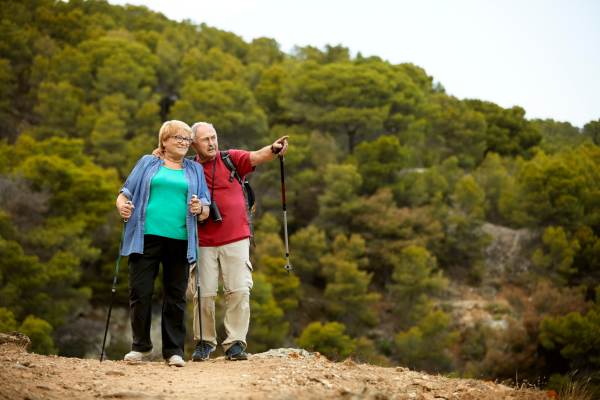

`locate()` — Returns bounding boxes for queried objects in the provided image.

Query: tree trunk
[347,128,357,154]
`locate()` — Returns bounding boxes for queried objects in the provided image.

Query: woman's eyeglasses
[168,135,192,145]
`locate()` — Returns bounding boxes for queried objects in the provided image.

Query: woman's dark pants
[128,235,189,359]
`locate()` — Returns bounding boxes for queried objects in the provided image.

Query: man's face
[194,125,218,161]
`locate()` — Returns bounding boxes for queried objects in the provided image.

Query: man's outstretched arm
[249,136,289,167]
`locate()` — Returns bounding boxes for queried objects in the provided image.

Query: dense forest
[1,0,599,394]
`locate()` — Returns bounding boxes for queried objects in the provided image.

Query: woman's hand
[190,197,209,221]
[116,193,135,221]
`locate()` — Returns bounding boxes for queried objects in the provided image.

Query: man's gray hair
[191,122,216,142]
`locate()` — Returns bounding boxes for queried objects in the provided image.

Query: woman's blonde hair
[158,120,192,151]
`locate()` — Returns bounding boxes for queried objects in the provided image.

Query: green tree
[317,163,362,236]
[0,18,32,76]
[292,44,351,64]
[289,225,328,283]
[90,112,128,171]
[40,46,93,92]
[0,239,91,327]
[282,60,426,152]
[583,119,600,146]
[473,152,512,223]
[388,246,448,304]
[78,37,158,101]
[394,310,459,371]
[393,167,449,208]
[31,81,84,139]
[354,135,411,193]
[246,37,283,67]
[499,147,599,231]
[254,64,288,124]
[295,321,356,358]
[465,99,542,157]
[247,273,288,353]
[258,256,301,312]
[19,315,57,355]
[421,95,487,168]
[540,310,600,372]
[252,213,301,311]
[0,307,18,332]
[183,47,245,82]
[452,175,488,220]
[196,22,249,60]
[532,226,581,286]
[320,234,380,327]
[439,178,492,281]
[355,188,444,282]
[572,227,600,287]
[170,79,267,150]
[0,59,15,131]
[533,118,587,154]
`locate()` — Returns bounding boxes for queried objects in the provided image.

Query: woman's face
[162,132,191,158]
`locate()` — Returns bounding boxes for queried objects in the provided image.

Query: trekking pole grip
[123,200,132,223]
[192,194,198,216]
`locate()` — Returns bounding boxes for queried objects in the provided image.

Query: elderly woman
[116,120,210,367]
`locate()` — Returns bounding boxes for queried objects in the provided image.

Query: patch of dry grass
[559,374,596,400]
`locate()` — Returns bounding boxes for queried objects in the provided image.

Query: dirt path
[0,342,555,400]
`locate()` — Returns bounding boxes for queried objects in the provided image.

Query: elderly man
[154,123,288,361]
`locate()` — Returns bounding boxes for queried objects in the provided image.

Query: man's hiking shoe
[192,341,214,362]
[166,355,185,367]
[225,342,248,361]
[124,350,152,362]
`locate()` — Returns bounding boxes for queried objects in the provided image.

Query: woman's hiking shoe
[166,355,185,367]
[124,350,152,361]
[225,342,248,361]
[192,341,214,361]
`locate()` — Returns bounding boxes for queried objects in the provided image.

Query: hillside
[0,0,599,395]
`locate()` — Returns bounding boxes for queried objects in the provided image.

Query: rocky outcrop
[481,223,538,283]
[0,332,31,350]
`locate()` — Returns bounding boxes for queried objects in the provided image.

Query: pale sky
[108,0,600,128]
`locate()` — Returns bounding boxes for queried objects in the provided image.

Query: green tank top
[144,166,188,240]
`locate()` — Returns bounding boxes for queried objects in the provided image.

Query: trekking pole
[100,201,131,362]
[279,155,292,275]
[192,196,203,347]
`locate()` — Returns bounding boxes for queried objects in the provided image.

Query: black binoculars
[208,200,222,222]
[195,198,222,224]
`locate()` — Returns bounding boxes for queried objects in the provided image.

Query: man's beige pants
[188,238,253,352]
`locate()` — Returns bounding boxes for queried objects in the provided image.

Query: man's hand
[250,135,290,167]
[151,148,164,159]
[272,136,289,155]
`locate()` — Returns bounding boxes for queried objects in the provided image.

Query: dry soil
[0,342,556,400]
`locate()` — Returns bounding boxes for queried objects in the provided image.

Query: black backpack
[188,151,256,246]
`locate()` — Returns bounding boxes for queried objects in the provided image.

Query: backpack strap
[220,150,242,184]
[220,151,256,247]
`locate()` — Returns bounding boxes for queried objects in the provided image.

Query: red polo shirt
[196,150,255,247]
